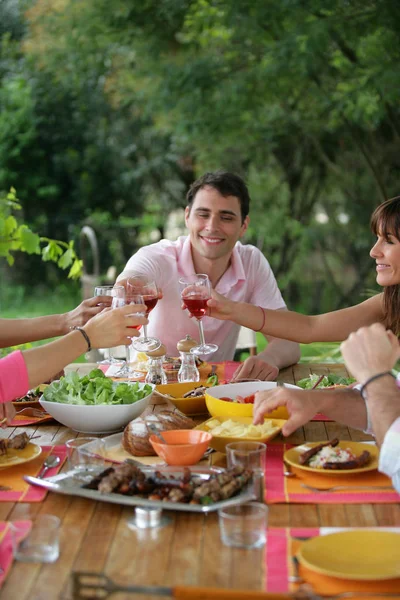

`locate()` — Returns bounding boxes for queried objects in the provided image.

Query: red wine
[143,295,158,315]
[182,294,209,319]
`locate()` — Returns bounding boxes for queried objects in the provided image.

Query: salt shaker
[177,335,200,383]
[145,344,168,385]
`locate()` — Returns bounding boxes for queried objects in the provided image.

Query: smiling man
[116,170,300,380]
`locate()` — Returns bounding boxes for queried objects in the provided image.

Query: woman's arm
[0,304,147,400]
[0,295,112,348]
[208,292,384,343]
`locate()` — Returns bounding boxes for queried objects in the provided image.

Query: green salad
[297,373,356,389]
[42,369,153,405]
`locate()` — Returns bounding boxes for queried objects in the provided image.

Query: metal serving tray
[24,465,255,513]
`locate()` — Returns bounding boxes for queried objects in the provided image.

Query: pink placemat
[0,520,31,588]
[0,445,67,502]
[266,527,400,595]
[264,444,400,503]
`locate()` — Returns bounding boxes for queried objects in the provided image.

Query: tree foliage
[2,0,400,309]
[0,186,82,277]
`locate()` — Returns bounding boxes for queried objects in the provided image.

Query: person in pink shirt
[117,170,300,380]
[0,303,147,426]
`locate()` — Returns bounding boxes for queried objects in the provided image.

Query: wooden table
[1,363,399,599]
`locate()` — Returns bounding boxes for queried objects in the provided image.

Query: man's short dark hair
[186,171,250,223]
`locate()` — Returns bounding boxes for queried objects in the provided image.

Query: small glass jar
[177,335,200,383]
[145,344,168,385]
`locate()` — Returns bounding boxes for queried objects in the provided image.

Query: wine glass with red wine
[112,293,147,379]
[127,276,161,353]
[179,274,218,356]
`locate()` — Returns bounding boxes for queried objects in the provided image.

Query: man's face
[185,185,249,261]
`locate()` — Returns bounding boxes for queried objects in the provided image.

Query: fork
[301,483,394,492]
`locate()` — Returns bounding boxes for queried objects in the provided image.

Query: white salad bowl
[40,382,155,434]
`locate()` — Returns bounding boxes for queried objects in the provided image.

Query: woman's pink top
[0,350,29,403]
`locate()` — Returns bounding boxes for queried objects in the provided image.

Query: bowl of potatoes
[195,415,286,453]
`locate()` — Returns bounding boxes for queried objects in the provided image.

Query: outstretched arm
[207,291,384,343]
[340,323,400,445]
[0,296,112,348]
[253,387,367,435]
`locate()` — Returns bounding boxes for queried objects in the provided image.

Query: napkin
[0,521,31,588]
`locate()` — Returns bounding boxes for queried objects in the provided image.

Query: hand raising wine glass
[127,276,161,353]
[94,285,125,365]
[179,274,218,356]
[112,293,147,379]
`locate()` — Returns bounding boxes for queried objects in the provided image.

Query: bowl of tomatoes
[205,381,301,420]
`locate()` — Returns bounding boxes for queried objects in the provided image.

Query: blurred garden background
[2,0,400,362]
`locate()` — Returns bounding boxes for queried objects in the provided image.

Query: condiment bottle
[177,335,200,383]
[145,344,168,385]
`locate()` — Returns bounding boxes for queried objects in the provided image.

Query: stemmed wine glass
[127,276,161,353]
[112,293,147,379]
[94,285,125,365]
[179,274,218,356]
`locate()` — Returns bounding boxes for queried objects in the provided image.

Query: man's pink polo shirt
[118,236,286,360]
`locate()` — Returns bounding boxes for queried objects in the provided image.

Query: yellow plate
[195,415,285,453]
[298,530,400,580]
[284,441,379,475]
[156,382,213,415]
[0,442,42,469]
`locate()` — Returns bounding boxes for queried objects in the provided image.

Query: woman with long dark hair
[207,196,400,342]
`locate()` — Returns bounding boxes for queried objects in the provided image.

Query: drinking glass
[179,274,218,356]
[226,441,267,502]
[111,293,147,379]
[10,515,61,563]
[127,276,161,353]
[94,285,125,365]
[218,503,267,549]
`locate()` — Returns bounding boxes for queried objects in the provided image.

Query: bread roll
[122,409,196,456]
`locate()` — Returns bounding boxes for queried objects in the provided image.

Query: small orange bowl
[149,429,212,466]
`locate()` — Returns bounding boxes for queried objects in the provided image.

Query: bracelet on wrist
[359,371,395,401]
[254,306,266,333]
[70,326,92,352]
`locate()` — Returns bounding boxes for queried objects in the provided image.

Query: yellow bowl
[205,381,300,420]
[196,415,286,453]
[155,382,213,415]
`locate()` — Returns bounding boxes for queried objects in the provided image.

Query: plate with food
[284,439,379,475]
[296,373,356,390]
[0,433,42,469]
[24,463,255,513]
[298,530,400,580]
[12,384,48,409]
[196,415,285,453]
[155,382,214,415]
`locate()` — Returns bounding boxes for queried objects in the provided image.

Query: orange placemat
[10,407,54,427]
[266,527,400,596]
[0,520,31,588]
[0,445,67,502]
[265,444,400,503]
